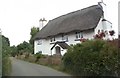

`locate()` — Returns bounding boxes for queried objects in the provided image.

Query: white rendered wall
[35,18,112,55]
[34,39,51,55]
[104,21,112,31]
[95,18,112,39]
[34,30,95,55]
[95,18,104,34]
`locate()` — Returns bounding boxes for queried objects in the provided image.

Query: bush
[2,35,11,76]
[2,56,11,76]
[62,39,119,77]
[24,52,30,59]
[34,53,45,62]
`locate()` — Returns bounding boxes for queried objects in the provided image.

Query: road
[10,57,70,76]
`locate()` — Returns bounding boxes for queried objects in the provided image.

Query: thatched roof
[34,5,103,40]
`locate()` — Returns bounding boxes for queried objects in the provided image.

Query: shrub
[62,39,119,77]
[2,57,11,76]
[34,53,45,62]
[24,52,30,59]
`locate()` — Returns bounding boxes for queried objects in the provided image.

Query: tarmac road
[10,57,70,76]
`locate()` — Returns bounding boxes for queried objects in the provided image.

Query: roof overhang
[51,41,70,50]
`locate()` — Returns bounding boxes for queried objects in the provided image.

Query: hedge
[62,39,119,77]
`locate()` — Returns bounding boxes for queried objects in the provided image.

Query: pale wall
[34,30,95,55]
[34,18,112,55]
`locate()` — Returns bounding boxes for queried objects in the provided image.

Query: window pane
[37,40,42,45]
[54,37,55,41]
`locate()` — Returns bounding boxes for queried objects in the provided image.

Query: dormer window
[62,34,68,41]
[76,32,83,39]
[50,37,55,42]
[37,40,42,45]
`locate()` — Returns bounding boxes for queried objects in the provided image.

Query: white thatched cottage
[33,2,112,56]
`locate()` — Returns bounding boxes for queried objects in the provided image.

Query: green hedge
[62,39,119,77]
[2,35,11,76]
[2,57,11,76]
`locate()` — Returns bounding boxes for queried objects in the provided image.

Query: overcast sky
[0,0,119,46]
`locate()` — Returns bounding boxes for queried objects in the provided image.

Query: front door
[55,46,61,55]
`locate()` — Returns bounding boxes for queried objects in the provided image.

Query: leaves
[29,27,39,45]
[17,41,33,54]
[62,39,119,76]
[109,30,115,36]
[2,35,11,76]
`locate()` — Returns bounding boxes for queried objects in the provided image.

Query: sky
[0,0,119,46]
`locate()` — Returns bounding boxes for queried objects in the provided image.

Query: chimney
[39,18,47,30]
[98,0,107,19]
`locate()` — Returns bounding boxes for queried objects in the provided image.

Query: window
[76,32,83,39]
[62,34,68,41]
[50,37,55,42]
[37,40,42,45]
[38,51,42,54]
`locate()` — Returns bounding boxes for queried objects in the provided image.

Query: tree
[10,45,17,57]
[2,35,10,56]
[2,35,11,76]
[29,27,39,45]
[17,41,33,54]
[2,35,10,47]
[29,27,39,54]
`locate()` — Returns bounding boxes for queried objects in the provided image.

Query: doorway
[55,46,61,55]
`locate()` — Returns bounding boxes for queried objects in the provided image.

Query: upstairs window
[50,37,55,42]
[37,40,42,45]
[62,34,68,41]
[76,32,83,39]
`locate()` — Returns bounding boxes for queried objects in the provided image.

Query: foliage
[34,53,45,62]
[10,45,18,57]
[2,35,11,76]
[29,27,39,54]
[94,30,115,39]
[29,27,39,45]
[2,35,10,58]
[62,39,119,77]
[17,41,33,54]
[24,52,30,59]
[2,57,11,76]
[109,30,115,36]
[80,38,88,42]
[2,35,10,47]
[94,30,106,39]
[10,27,38,56]
[0,35,1,77]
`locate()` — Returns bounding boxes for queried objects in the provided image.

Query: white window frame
[50,37,55,42]
[62,34,68,41]
[76,32,83,39]
[37,40,42,45]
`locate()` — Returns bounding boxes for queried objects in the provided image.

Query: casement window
[50,37,55,42]
[37,51,42,54]
[62,34,68,41]
[76,32,83,39]
[37,40,42,45]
